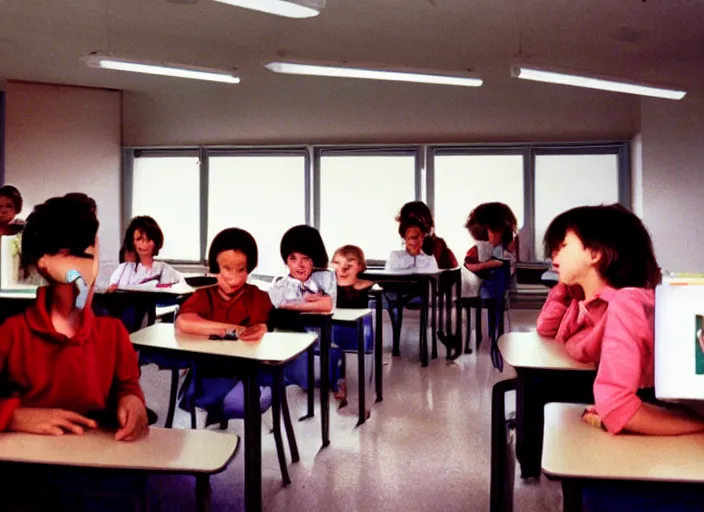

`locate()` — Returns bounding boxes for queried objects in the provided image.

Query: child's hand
[115,395,149,442]
[239,324,267,342]
[107,284,119,293]
[581,406,606,431]
[304,292,324,302]
[9,407,97,436]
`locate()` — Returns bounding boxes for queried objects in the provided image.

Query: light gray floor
[140,308,562,511]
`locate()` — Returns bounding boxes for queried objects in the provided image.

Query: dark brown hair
[396,201,434,233]
[543,204,661,289]
[124,216,164,259]
[465,202,517,246]
[21,195,98,271]
[280,225,329,269]
[0,185,23,213]
[208,228,258,273]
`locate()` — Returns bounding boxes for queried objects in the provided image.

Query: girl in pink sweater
[538,204,704,435]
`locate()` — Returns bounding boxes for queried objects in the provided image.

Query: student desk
[130,324,317,512]
[498,331,596,478]
[360,268,440,367]
[0,427,239,512]
[332,308,374,426]
[542,402,704,512]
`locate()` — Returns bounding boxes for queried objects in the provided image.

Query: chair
[436,267,462,358]
[459,260,512,370]
[490,378,517,512]
[180,367,299,486]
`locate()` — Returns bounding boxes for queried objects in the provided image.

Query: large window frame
[123,142,630,266]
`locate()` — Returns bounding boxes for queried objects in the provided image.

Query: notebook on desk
[655,276,704,400]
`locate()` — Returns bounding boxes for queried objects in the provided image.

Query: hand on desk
[237,323,267,342]
[10,407,97,436]
[115,395,149,442]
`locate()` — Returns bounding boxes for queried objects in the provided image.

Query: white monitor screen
[655,279,704,400]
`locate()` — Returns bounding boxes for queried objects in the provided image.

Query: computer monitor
[655,276,704,400]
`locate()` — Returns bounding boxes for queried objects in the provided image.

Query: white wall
[4,81,122,261]
[122,74,639,146]
[641,94,704,272]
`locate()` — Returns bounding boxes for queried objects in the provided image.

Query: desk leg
[195,475,211,512]
[243,371,263,512]
[561,480,584,512]
[430,276,438,360]
[357,317,368,426]
[374,293,384,402]
[300,345,315,421]
[454,274,462,356]
[320,316,331,448]
[420,278,429,367]
[515,370,543,479]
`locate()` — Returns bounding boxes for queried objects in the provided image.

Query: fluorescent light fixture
[265,61,483,87]
[213,0,324,18]
[512,64,685,100]
[81,55,239,84]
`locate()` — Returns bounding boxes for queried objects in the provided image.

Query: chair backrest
[480,260,512,300]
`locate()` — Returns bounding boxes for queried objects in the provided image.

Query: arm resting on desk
[278,295,333,313]
[175,313,241,337]
[622,403,704,435]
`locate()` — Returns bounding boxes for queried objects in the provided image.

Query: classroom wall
[4,81,122,260]
[640,95,704,272]
[121,74,639,146]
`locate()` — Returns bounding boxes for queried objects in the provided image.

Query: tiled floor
[141,308,562,511]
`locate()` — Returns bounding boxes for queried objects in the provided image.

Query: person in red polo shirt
[0,195,147,440]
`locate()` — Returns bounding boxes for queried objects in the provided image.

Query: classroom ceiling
[0,0,703,94]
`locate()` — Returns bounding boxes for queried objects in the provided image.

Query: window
[534,153,620,259]
[208,154,307,275]
[318,152,417,261]
[432,153,525,260]
[131,154,201,261]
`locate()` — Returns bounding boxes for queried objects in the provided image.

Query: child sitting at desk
[538,204,704,436]
[269,225,339,391]
[269,225,336,313]
[331,245,374,404]
[176,227,271,340]
[0,194,147,438]
[108,215,181,290]
[0,184,25,236]
[395,201,457,269]
[461,202,517,298]
[176,228,272,424]
[0,195,148,509]
[386,217,440,273]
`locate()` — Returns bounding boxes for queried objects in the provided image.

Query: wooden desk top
[332,308,373,322]
[498,331,596,371]
[130,323,317,364]
[542,403,704,483]
[0,427,238,474]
